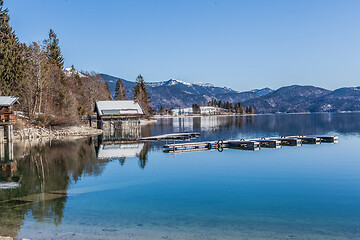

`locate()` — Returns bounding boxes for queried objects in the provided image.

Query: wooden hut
[0,96,18,125]
[94,100,145,130]
[0,96,18,143]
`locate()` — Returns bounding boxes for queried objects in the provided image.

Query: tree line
[208,99,255,114]
[0,1,152,125]
[155,100,255,116]
[113,75,152,117]
[0,1,111,125]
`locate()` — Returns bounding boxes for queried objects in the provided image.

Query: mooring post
[0,126,4,144]
[0,140,4,161]
[8,141,13,161]
[6,125,13,142]
[88,114,92,128]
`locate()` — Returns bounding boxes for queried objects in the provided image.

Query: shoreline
[12,119,158,142]
[13,126,103,141]
[153,111,360,118]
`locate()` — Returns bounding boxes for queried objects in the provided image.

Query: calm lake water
[1,113,360,240]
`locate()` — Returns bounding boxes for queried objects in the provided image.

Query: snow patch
[64,67,86,78]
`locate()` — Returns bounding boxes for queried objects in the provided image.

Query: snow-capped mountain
[64,67,86,78]
[99,73,360,113]
[99,74,271,108]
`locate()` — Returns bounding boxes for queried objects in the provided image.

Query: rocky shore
[14,126,103,141]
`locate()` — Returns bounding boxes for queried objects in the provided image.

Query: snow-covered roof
[96,100,144,116]
[0,96,18,106]
[97,143,145,159]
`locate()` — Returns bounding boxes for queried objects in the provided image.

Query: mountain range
[99,73,360,113]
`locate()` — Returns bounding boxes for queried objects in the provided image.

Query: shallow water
[1,113,360,239]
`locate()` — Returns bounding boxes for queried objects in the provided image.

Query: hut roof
[95,100,145,116]
[0,96,18,106]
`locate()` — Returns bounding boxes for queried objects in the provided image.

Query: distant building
[94,100,145,130]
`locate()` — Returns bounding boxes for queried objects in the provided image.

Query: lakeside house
[94,100,145,130]
[0,96,18,125]
[0,96,18,144]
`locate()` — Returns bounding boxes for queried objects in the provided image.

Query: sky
[4,0,360,91]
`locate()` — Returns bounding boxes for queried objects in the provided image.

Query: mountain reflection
[152,113,360,142]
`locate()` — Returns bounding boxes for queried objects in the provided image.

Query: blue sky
[4,0,360,91]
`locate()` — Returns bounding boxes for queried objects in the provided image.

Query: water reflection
[151,113,360,144]
[0,138,101,238]
[96,141,150,169]
[1,113,360,239]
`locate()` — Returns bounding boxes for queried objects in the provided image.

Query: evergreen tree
[70,65,82,87]
[248,105,255,114]
[114,78,128,100]
[46,29,64,69]
[0,0,24,95]
[159,106,164,115]
[133,74,151,116]
[192,104,201,114]
[105,82,111,99]
[235,102,245,114]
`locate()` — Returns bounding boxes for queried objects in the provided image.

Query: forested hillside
[0,1,110,125]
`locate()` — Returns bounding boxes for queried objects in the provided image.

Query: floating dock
[163,135,338,153]
[139,132,201,141]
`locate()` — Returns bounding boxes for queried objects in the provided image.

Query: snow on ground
[172,106,228,116]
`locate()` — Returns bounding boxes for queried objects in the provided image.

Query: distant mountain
[98,73,360,113]
[252,88,273,96]
[242,85,331,113]
[99,74,136,98]
[99,74,270,108]
[243,85,360,113]
[310,87,360,112]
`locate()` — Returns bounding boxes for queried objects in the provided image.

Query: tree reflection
[0,138,102,239]
[138,143,150,169]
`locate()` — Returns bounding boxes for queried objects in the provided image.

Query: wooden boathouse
[94,100,145,131]
[0,96,18,143]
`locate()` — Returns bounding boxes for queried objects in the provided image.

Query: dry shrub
[14,119,25,130]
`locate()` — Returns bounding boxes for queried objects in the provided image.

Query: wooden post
[0,126,4,144]
[8,141,13,161]
[6,125,13,142]
[0,142,4,161]
[88,114,92,128]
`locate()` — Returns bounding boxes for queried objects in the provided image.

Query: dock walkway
[163,135,338,153]
[139,132,200,141]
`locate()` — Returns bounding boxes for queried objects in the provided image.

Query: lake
[1,113,360,240]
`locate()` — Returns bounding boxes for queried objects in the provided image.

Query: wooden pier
[163,135,338,153]
[139,132,201,141]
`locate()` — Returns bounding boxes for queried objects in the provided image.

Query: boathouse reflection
[95,139,150,169]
